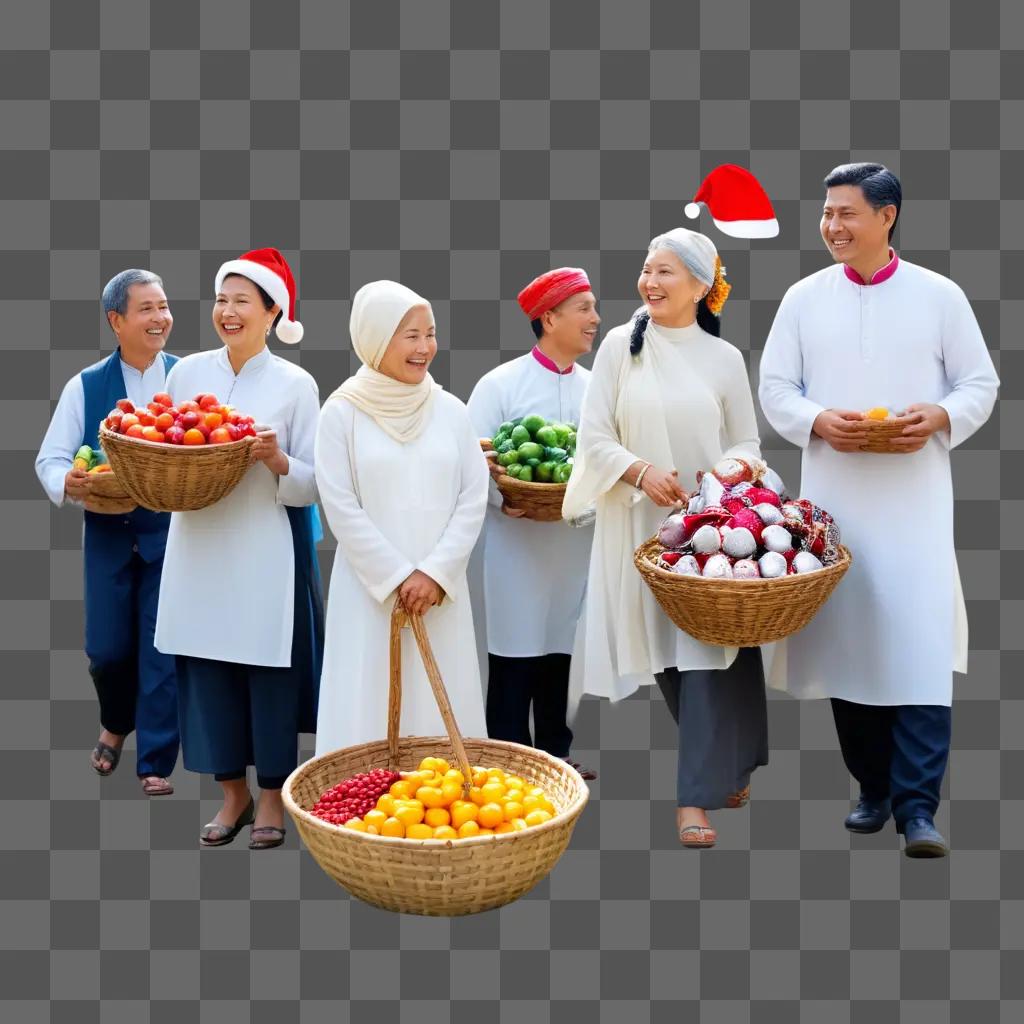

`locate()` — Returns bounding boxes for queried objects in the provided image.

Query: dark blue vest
[80,349,179,562]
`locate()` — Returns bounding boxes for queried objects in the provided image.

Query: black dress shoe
[844,796,891,834]
[902,817,948,858]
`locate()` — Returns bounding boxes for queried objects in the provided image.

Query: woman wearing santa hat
[155,247,324,850]
[313,281,489,755]
[563,227,767,849]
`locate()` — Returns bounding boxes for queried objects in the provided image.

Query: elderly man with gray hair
[36,269,181,795]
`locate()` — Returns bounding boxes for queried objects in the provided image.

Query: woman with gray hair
[563,228,768,848]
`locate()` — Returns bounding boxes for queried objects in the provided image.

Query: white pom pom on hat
[685,164,780,239]
[215,247,304,344]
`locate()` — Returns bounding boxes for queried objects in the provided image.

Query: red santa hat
[215,247,304,344]
[517,267,592,320]
[685,165,779,239]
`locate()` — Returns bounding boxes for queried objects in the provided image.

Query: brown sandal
[726,785,750,809]
[140,776,174,797]
[679,824,717,849]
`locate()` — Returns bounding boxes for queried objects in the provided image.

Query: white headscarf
[331,280,441,444]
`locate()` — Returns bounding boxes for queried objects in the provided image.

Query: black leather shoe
[902,817,948,858]
[844,796,891,834]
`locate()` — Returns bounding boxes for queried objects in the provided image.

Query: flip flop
[140,776,174,797]
[249,826,286,851]
[199,797,255,847]
[726,785,751,809]
[563,758,598,781]
[679,824,717,849]
[91,741,122,777]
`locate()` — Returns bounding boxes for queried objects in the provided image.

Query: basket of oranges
[283,601,590,916]
[860,407,906,453]
[99,392,257,512]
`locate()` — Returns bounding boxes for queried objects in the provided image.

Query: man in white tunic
[467,268,598,778]
[759,163,999,857]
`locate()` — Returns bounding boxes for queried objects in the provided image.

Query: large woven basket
[634,537,852,647]
[860,418,905,453]
[479,438,568,522]
[84,469,137,514]
[99,426,256,512]
[284,603,589,916]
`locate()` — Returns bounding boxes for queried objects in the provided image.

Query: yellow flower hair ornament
[704,256,731,316]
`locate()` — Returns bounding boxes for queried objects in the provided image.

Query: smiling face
[213,274,279,352]
[541,290,600,357]
[821,184,896,266]
[108,282,173,360]
[376,304,437,384]
[637,248,707,326]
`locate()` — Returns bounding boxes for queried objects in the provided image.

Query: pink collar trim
[844,248,899,286]
[532,346,573,375]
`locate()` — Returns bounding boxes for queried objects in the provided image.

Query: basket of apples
[98,391,258,512]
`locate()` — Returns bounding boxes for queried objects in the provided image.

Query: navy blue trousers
[486,653,573,758]
[83,531,179,779]
[831,698,952,830]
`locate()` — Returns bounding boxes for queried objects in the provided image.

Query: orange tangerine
[524,809,553,827]
[450,802,479,829]
[376,794,396,816]
[443,769,465,787]
[380,817,405,838]
[504,776,525,791]
[394,802,424,827]
[471,767,488,787]
[424,807,450,828]
[416,786,446,809]
[503,801,524,822]
[522,794,544,814]
[432,825,458,840]
[365,825,379,835]
[865,406,890,420]
[480,782,506,804]
[477,827,494,835]
[486,767,505,780]
[469,786,487,806]
[504,789,524,805]
[406,823,433,840]
[478,803,504,829]
[345,818,367,832]
[494,822,515,834]
[440,780,463,805]
[510,818,528,831]
[457,820,481,838]
[363,809,387,829]
[389,780,414,800]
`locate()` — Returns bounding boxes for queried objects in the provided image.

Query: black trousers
[486,653,573,758]
[831,698,952,831]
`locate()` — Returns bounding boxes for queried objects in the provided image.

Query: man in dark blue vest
[36,269,180,795]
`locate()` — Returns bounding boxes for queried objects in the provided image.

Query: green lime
[521,413,546,434]
[518,465,533,482]
[535,425,558,447]
[510,424,531,446]
[536,461,556,482]
[517,441,545,462]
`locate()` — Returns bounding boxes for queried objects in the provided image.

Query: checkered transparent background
[2,1,1022,1020]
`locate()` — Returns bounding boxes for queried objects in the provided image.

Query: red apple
[208,427,232,444]
[152,392,173,407]
[196,422,211,440]
[199,394,221,411]
[119,413,140,433]
[223,423,240,442]
[180,411,200,430]
[164,426,185,445]
[116,399,135,413]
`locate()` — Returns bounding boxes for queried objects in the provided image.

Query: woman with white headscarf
[563,228,767,848]
[314,281,489,754]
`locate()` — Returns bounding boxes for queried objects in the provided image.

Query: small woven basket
[634,537,852,647]
[84,469,137,514]
[283,603,589,917]
[479,438,567,522]
[860,419,905,453]
[99,426,256,512]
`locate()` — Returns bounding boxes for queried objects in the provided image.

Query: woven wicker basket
[860,419,905,453]
[479,438,568,522]
[283,603,589,916]
[634,537,852,647]
[84,469,136,515]
[99,426,256,512]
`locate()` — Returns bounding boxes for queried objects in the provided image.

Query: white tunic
[314,391,489,754]
[566,321,762,706]
[154,347,320,667]
[466,351,593,657]
[758,260,999,706]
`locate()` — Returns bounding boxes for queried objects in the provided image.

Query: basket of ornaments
[633,456,851,647]
[283,602,589,917]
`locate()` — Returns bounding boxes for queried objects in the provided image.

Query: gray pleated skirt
[655,646,769,809]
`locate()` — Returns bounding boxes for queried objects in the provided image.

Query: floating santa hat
[685,164,779,239]
[215,247,304,344]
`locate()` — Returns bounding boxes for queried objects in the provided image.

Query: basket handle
[387,598,474,796]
